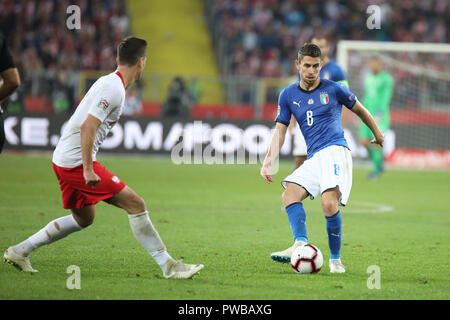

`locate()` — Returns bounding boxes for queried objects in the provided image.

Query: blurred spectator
[0,0,130,112]
[210,0,449,77]
[2,0,449,113]
[123,85,143,116]
[51,71,74,113]
[162,77,195,118]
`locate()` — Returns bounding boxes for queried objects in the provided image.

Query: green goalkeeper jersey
[362,71,394,130]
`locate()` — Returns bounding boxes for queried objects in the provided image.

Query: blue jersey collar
[297,80,322,94]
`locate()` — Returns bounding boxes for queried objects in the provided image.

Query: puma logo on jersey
[292,100,301,108]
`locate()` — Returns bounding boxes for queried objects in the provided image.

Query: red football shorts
[52,161,126,209]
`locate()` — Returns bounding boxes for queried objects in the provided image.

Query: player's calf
[321,189,343,270]
[127,210,203,279]
[5,214,84,270]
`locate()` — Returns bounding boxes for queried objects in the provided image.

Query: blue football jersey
[276,79,357,158]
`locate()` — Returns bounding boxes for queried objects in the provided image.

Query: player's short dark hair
[297,43,322,62]
[117,36,147,66]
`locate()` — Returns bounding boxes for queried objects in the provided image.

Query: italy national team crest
[320,92,329,104]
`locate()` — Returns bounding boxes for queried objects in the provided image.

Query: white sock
[295,240,307,246]
[14,214,83,256]
[128,211,171,268]
[153,250,172,268]
[12,239,35,257]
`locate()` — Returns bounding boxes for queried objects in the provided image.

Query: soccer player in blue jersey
[260,43,384,273]
[290,37,349,168]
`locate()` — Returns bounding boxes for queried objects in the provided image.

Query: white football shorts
[292,123,307,156]
[282,145,353,206]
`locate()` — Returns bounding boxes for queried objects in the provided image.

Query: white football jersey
[52,71,126,168]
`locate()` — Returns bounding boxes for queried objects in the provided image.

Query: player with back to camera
[260,43,384,273]
[289,36,349,169]
[4,37,204,279]
[0,31,21,153]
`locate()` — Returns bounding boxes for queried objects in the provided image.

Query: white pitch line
[345,201,394,214]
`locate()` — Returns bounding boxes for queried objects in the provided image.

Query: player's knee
[80,216,95,228]
[72,213,94,228]
[135,196,146,212]
[127,194,146,214]
[282,190,296,207]
[322,200,338,216]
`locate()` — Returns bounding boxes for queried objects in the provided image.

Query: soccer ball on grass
[290,244,323,274]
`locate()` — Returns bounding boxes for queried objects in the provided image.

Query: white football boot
[270,241,306,264]
[3,247,38,273]
[163,259,204,279]
[329,259,346,273]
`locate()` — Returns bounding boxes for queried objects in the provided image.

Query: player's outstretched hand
[84,170,101,188]
[370,134,384,148]
[260,165,274,184]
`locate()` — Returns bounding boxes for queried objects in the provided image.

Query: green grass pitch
[0,153,448,300]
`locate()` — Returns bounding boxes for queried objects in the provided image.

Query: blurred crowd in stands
[0,0,129,113]
[0,0,448,114]
[210,0,449,77]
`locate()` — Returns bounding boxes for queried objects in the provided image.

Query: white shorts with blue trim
[282,145,353,206]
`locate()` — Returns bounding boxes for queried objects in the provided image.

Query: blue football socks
[326,211,342,260]
[285,202,308,243]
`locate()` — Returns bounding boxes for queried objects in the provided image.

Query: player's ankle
[12,240,35,257]
[294,239,307,246]
[152,250,172,269]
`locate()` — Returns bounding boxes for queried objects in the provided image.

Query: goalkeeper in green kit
[359,55,394,179]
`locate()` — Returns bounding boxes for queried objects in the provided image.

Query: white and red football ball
[290,244,323,274]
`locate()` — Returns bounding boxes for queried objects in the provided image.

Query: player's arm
[288,114,296,135]
[351,101,384,147]
[261,88,291,183]
[80,114,102,187]
[0,68,20,103]
[0,37,20,103]
[336,74,349,128]
[82,83,121,186]
[261,122,288,183]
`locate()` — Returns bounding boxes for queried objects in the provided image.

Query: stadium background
[0,0,449,168]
